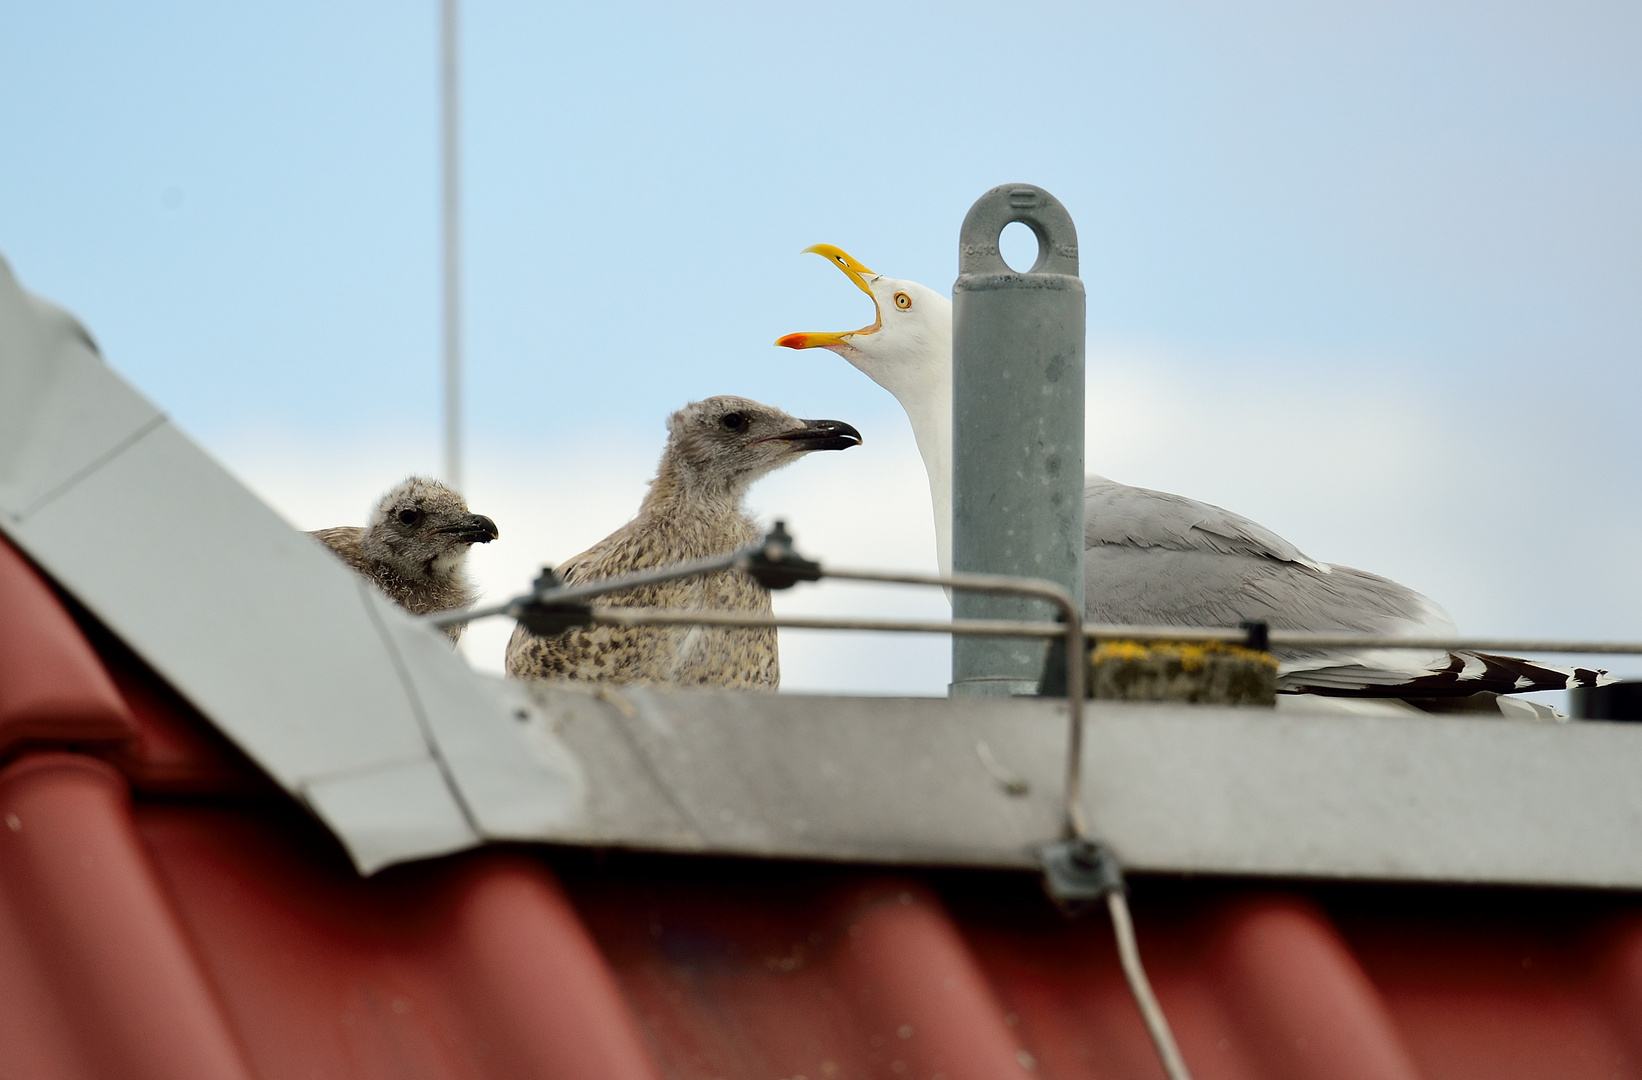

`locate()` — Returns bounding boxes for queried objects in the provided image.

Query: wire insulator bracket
[739,521,823,590]
[1039,835,1126,910]
[511,566,593,637]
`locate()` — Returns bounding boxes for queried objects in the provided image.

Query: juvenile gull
[777,245,1603,698]
[505,395,862,689]
[310,476,498,643]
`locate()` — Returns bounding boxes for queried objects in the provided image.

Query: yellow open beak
[775,244,881,351]
[802,244,877,297]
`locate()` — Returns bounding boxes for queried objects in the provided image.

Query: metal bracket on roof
[1038,835,1125,912]
[512,566,593,637]
[738,521,822,591]
[1040,832,1194,1079]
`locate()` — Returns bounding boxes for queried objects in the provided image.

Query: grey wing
[1084,476,1328,572]
[1083,477,1467,691]
[1085,544,1464,691]
[1084,545,1452,634]
[1080,477,1603,697]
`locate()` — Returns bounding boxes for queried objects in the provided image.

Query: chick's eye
[397,508,423,527]
[720,412,746,432]
[894,292,912,310]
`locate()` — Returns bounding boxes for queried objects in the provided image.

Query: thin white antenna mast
[440,0,462,489]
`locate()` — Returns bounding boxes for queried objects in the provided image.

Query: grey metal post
[951,184,1086,696]
[440,0,463,491]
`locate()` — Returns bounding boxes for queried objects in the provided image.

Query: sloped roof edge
[0,253,584,873]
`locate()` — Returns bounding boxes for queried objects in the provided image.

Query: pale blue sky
[3,2,1639,690]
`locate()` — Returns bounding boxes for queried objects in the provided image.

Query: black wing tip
[1285,652,1609,698]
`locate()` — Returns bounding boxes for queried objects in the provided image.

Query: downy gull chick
[310,476,498,643]
[505,395,862,689]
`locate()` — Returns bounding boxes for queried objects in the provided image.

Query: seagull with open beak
[775,245,1615,706]
[777,244,956,578]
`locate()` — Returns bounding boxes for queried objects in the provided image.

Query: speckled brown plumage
[505,396,861,689]
[310,477,498,642]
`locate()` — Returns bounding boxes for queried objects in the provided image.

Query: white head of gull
[776,245,955,578]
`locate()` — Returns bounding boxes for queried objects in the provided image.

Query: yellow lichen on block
[1089,640,1277,706]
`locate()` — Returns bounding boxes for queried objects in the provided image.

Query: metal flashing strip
[514,681,1642,890]
[0,255,584,874]
[301,758,477,874]
[0,282,164,519]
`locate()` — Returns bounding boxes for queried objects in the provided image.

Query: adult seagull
[777,245,1603,699]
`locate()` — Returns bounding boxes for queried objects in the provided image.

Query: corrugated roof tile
[0,537,134,755]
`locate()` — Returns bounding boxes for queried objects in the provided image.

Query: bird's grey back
[1083,476,1453,636]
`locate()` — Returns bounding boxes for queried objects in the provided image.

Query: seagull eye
[720,412,746,432]
[894,292,912,310]
[397,508,424,527]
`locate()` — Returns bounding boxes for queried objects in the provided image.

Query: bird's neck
[365,543,473,610]
[852,316,956,578]
[895,379,953,579]
[364,534,461,586]
[642,454,751,532]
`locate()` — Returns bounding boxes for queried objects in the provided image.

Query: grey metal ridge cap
[0,253,585,875]
[511,682,1642,891]
[0,262,165,521]
[301,757,480,874]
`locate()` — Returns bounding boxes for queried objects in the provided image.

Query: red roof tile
[0,535,133,755]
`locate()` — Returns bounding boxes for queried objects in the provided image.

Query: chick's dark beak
[441,513,500,544]
[771,419,863,452]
